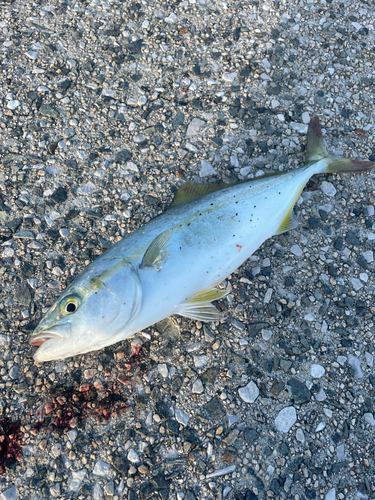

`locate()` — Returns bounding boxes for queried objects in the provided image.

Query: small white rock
[175,409,189,426]
[311,364,325,378]
[193,355,207,368]
[199,160,217,177]
[296,428,305,442]
[7,100,21,110]
[127,449,140,463]
[348,354,363,378]
[261,329,273,341]
[93,460,111,477]
[325,487,336,500]
[301,112,310,124]
[290,244,303,257]
[274,406,297,433]
[315,421,326,432]
[192,379,204,394]
[222,72,237,83]
[238,381,259,403]
[320,181,337,197]
[157,364,168,378]
[363,413,375,426]
[26,50,39,60]
[186,118,205,137]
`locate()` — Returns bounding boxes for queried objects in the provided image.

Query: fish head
[30,260,142,361]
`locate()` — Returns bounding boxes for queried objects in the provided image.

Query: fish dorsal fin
[141,228,173,271]
[170,182,230,207]
[305,116,329,163]
[175,288,228,322]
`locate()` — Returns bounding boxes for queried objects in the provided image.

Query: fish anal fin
[175,288,228,322]
[141,228,172,271]
[275,208,299,235]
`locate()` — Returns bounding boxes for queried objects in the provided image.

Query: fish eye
[60,295,81,316]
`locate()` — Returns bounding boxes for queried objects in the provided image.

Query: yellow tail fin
[306,116,375,174]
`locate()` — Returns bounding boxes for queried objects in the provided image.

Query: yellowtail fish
[30,117,374,361]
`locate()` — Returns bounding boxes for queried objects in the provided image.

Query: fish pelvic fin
[175,288,228,322]
[141,228,173,271]
[307,116,375,174]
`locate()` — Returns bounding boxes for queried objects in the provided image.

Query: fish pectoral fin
[275,209,299,235]
[175,288,228,322]
[140,228,173,271]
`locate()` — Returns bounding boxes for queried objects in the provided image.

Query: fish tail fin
[307,116,375,174]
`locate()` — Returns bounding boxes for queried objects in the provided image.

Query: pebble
[315,422,326,432]
[222,72,237,83]
[157,363,168,378]
[348,354,363,378]
[290,244,303,257]
[93,460,111,477]
[363,413,375,426]
[320,181,337,197]
[238,381,259,403]
[93,483,103,500]
[206,465,236,479]
[193,355,207,368]
[311,364,325,378]
[365,352,373,367]
[7,100,21,110]
[199,160,217,177]
[127,449,140,463]
[192,379,204,393]
[261,329,273,340]
[186,118,205,137]
[175,409,189,426]
[325,488,336,500]
[351,278,363,291]
[274,407,297,433]
[296,428,305,442]
[0,487,18,500]
[67,469,87,493]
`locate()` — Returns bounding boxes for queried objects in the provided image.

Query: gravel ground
[1,0,375,499]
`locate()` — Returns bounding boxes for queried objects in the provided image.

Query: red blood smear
[0,419,23,475]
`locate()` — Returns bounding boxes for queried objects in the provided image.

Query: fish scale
[30,117,375,361]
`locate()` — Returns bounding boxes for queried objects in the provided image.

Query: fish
[30,117,375,361]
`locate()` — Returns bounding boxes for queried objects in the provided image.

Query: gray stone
[175,408,189,426]
[320,181,337,197]
[93,483,103,500]
[363,413,375,426]
[14,282,32,306]
[205,396,225,419]
[206,465,236,478]
[274,406,297,433]
[199,160,217,177]
[7,100,21,110]
[222,72,237,83]
[186,118,205,137]
[325,488,336,500]
[348,354,363,378]
[311,364,325,378]
[67,469,87,493]
[127,449,140,463]
[93,460,111,477]
[193,355,207,368]
[287,378,311,404]
[238,381,259,403]
[0,487,18,500]
[290,245,303,257]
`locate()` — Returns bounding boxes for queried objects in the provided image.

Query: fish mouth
[30,331,65,347]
